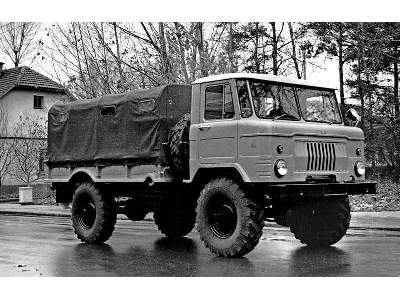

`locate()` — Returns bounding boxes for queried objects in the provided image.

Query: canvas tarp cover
[47,84,192,166]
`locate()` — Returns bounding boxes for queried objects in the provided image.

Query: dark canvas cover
[47,84,192,166]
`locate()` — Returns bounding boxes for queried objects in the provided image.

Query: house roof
[0,66,65,99]
[193,72,337,90]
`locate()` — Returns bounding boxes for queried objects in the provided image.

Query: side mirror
[346,108,360,126]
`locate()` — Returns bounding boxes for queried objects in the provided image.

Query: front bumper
[268,181,376,201]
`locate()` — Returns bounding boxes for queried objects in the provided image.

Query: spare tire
[167,113,190,178]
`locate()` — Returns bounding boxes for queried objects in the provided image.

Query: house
[0,62,68,132]
[0,62,69,186]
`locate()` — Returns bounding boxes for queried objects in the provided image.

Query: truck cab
[189,73,368,186]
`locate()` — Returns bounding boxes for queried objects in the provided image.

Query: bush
[0,183,55,204]
[350,179,400,211]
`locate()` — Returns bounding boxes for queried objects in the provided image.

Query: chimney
[0,62,4,74]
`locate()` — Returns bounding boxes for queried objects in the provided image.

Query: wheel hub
[207,195,237,239]
[79,201,96,230]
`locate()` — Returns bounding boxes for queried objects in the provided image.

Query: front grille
[306,142,336,171]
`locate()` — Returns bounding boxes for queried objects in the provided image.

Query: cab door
[197,81,238,164]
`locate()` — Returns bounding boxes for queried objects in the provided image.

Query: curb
[0,210,70,217]
[349,226,400,232]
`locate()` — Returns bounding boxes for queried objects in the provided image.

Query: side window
[223,84,235,118]
[205,85,223,120]
[205,84,235,120]
[138,99,156,113]
[236,80,252,118]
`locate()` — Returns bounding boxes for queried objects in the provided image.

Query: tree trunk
[196,23,207,77]
[302,48,307,80]
[394,43,399,121]
[357,23,365,130]
[255,22,260,73]
[70,24,88,96]
[189,25,197,81]
[113,22,125,89]
[174,22,190,83]
[77,23,96,97]
[159,22,172,83]
[366,71,375,175]
[338,26,345,114]
[14,51,19,67]
[228,22,236,72]
[100,23,111,94]
[288,22,301,79]
[270,22,278,75]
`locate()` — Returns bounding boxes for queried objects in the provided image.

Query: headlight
[274,159,288,177]
[354,161,365,177]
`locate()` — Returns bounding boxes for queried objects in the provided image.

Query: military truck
[46,73,376,257]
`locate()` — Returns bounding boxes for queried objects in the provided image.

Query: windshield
[245,80,300,120]
[235,79,342,123]
[296,87,341,123]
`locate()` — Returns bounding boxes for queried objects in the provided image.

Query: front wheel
[71,183,117,243]
[286,196,351,247]
[196,178,264,257]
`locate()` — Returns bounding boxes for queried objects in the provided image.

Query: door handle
[199,125,211,131]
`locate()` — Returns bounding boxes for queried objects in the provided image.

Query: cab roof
[192,73,337,90]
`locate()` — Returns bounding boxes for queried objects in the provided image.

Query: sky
[0,23,343,93]
[2,0,390,106]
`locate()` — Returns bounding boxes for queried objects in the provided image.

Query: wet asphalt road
[0,214,399,276]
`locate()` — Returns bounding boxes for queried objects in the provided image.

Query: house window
[33,95,44,109]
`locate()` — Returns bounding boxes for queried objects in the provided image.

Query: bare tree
[227,22,237,72]
[9,114,47,186]
[288,22,302,79]
[0,106,15,193]
[195,22,207,77]
[173,22,190,83]
[0,22,39,67]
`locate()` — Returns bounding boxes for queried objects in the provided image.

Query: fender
[187,162,250,184]
[68,168,96,183]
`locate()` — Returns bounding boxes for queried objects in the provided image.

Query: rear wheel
[154,185,196,238]
[71,183,117,243]
[124,200,148,221]
[196,178,264,257]
[286,196,351,247]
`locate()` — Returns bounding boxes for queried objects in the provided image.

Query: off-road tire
[71,183,117,243]
[154,186,196,238]
[196,178,265,257]
[125,209,147,222]
[167,113,190,178]
[124,200,148,221]
[286,196,351,247]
